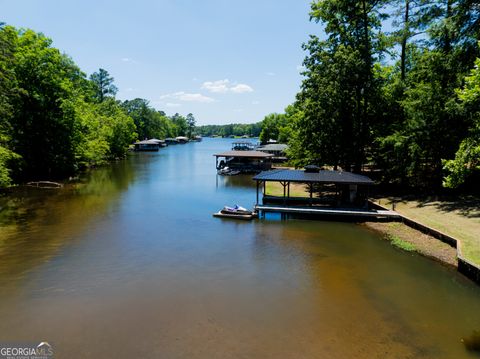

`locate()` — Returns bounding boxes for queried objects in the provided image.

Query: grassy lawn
[376,196,480,265]
[265,182,310,197]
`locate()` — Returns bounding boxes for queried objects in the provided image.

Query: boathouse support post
[281,181,287,205]
[365,186,369,209]
[309,183,313,206]
[256,180,259,206]
[263,181,266,203]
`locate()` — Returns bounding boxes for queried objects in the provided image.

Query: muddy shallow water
[0,138,479,358]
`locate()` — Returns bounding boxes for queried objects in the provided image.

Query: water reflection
[0,158,138,293]
[217,174,256,189]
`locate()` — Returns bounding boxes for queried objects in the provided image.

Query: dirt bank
[364,222,458,267]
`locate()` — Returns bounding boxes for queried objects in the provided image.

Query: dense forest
[261,0,480,189]
[0,25,196,186]
[196,123,262,138]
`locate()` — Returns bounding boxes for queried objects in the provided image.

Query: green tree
[259,113,287,144]
[9,29,89,179]
[170,113,187,136]
[389,1,441,81]
[443,56,480,187]
[97,99,137,158]
[291,0,387,171]
[0,25,20,186]
[89,68,118,103]
[186,113,196,139]
[67,97,137,168]
[121,98,175,140]
[376,0,479,187]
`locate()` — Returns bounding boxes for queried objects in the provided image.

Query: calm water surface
[0,138,479,358]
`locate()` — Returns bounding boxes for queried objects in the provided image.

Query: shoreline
[362,221,458,268]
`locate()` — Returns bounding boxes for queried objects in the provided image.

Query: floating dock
[255,204,400,220]
[213,212,258,220]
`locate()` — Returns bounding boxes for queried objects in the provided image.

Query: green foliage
[72,99,111,167]
[196,123,262,138]
[259,113,287,144]
[70,98,137,168]
[375,1,479,188]
[290,0,386,172]
[443,57,480,187]
[280,0,480,189]
[99,100,137,158]
[186,113,196,139]
[121,98,175,140]
[0,140,20,187]
[89,68,118,103]
[0,25,20,186]
[170,113,187,136]
[388,234,416,252]
[9,28,87,179]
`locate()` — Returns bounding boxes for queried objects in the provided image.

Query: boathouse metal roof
[253,169,375,185]
[134,139,162,145]
[257,144,289,152]
[214,151,274,158]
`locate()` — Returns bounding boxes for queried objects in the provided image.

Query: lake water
[0,138,479,358]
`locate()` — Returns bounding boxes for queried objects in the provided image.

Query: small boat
[221,204,252,215]
[213,204,257,220]
[217,167,240,176]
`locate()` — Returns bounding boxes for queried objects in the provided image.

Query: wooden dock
[255,204,400,219]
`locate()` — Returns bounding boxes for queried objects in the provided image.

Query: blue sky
[1,0,322,125]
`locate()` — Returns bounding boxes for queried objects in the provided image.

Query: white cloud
[230,84,253,93]
[201,79,254,94]
[179,93,215,103]
[160,91,215,103]
[166,103,181,107]
[201,79,230,93]
[266,72,276,76]
[252,100,260,105]
[121,57,139,64]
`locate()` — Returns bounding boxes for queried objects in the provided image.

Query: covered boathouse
[253,168,399,219]
[214,151,273,173]
[134,139,163,151]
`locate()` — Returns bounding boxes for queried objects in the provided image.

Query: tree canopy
[268,0,480,189]
[90,68,118,103]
